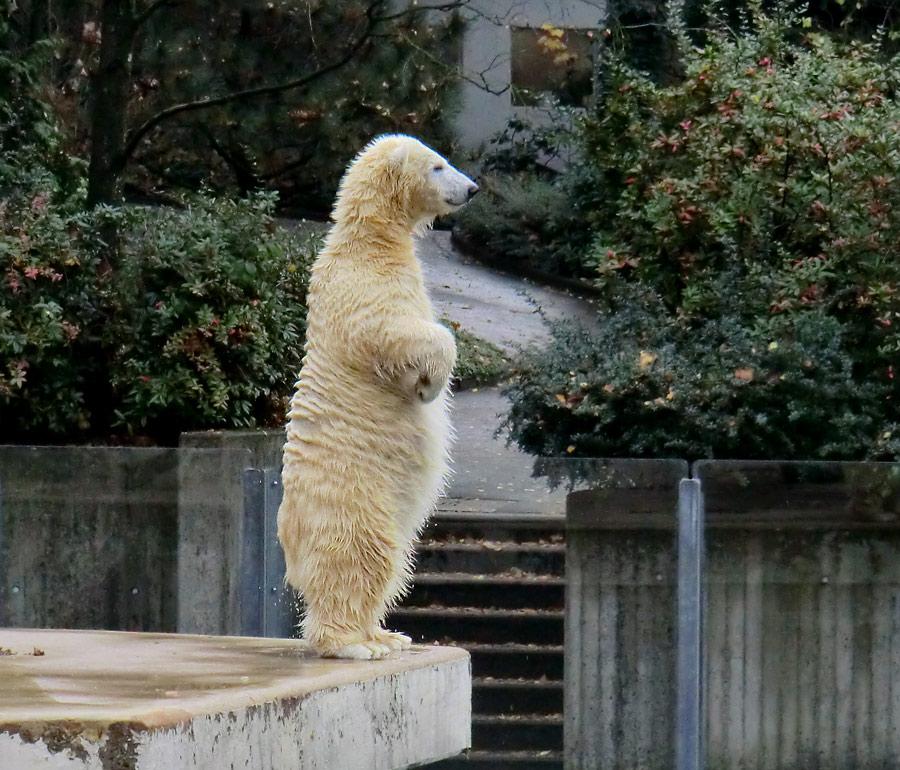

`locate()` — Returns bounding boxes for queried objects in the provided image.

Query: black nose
[467,184,479,200]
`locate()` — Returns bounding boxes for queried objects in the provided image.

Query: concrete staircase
[391,511,567,770]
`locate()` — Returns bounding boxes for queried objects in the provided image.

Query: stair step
[414,572,566,586]
[427,749,563,770]
[415,541,565,576]
[471,713,564,751]
[474,677,563,688]
[406,579,565,610]
[417,541,565,553]
[388,606,565,646]
[473,714,563,726]
[393,606,564,619]
[465,643,564,654]
[390,607,563,645]
[462,643,564,680]
[472,677,563,715]
[430,511,566,529]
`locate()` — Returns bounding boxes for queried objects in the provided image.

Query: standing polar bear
[277,134,478,660]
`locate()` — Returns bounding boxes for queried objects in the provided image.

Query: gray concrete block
[0,629,471,770]
[179,429,286,471]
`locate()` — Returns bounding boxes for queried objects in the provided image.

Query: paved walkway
[414,231,596,515]
[417,230,597,350]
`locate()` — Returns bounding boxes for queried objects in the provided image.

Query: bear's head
[333,134,478,232]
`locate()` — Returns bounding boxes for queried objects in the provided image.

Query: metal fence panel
[240,468,293,638]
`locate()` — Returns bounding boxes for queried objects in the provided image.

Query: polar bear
[277,135,478,660]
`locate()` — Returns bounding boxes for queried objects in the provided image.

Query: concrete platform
[0,629,471,769]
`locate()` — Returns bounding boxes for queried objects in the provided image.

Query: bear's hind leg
[368,534,419,651]
[293,510,403,660]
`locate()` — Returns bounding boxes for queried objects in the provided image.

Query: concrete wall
[180,428,285,471]
[565,460,900,770]
[705,529,900,769]
[0,445,254,635]
[0,447,181,631]
[565,460,685,770]
[455,0,607,149]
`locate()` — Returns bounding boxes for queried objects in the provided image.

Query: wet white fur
[277,135,477,659]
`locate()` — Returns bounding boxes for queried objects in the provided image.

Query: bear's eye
[433,164,445,172]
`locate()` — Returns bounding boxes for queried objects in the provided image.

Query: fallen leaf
[639,351,658,369]
[734,367,754,381]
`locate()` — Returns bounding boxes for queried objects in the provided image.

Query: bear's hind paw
[323,640,394,660]
[373,629,412,651]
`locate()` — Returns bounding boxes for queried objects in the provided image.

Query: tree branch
[373,0,470,23]
[120,5,383,169]
[132,0,181,33]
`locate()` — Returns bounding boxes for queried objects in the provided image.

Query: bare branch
[373,0,470,23]
[132,0,181,33]
[120,4,384,168]
[400,29,510,96]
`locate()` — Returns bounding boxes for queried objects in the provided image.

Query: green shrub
[453,116,597,279]
[108,194,313,439]
[581,9,900,334]
[454,174,588,277]
[446,321,511,388]
[505,307,893,461]
[0,191,108,439]
[504,7,900,461]
[0,191,314,444]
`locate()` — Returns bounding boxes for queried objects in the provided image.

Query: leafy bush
[446,321,511,388]
[504,7,900,461]
[505,307,896,461]
[0,16,83,199]
[582,9,900,332]
[108,194,313,439]
[454,174,589,278]
[1,191,314,444]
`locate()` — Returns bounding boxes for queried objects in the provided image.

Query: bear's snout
[466,183,479,200]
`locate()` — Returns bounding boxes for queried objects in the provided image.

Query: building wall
[456,0,607,149]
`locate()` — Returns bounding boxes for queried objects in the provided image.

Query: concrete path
[414,231,596,515]
[416,230,597,350]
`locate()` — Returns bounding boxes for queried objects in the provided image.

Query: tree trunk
[28,0,51,44]
[86,0,136,208]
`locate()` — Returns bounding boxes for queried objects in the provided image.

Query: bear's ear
[388,143,410,169]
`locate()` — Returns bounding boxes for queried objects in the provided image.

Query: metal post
[241,468,293,638]
[676,478,705,770]
[241,468,266,636]
[262,469,292,638]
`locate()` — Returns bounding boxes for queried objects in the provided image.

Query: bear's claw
[373,629,412,651]
[324,641,394,660]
